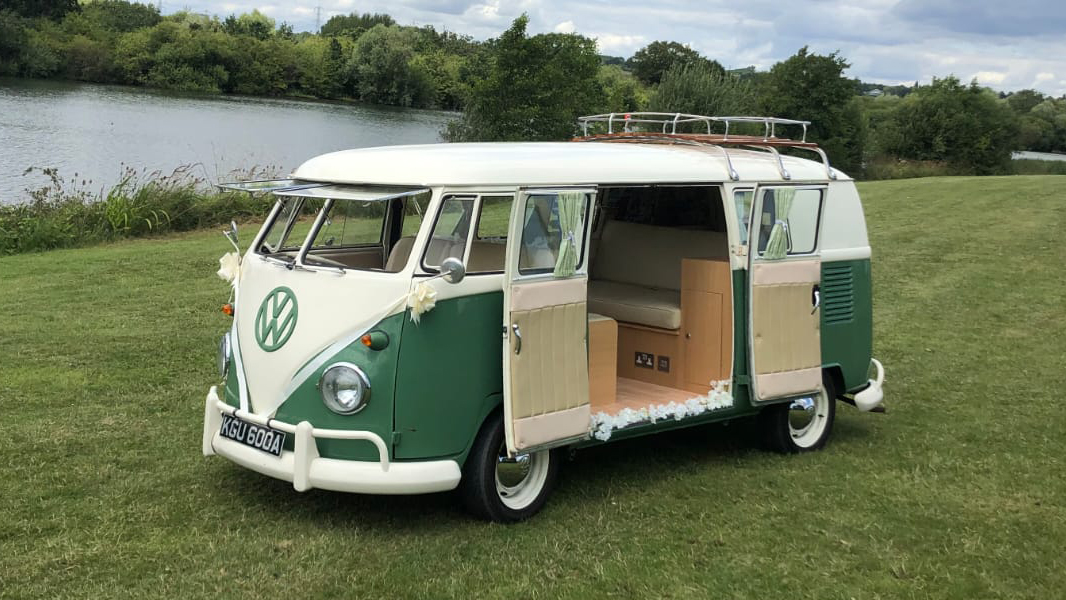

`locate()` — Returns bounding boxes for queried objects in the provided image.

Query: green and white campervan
[202,113,885,522]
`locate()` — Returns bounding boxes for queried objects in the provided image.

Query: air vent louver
[822,264,855,324]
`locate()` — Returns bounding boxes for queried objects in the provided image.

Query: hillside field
[1,176,1064,598]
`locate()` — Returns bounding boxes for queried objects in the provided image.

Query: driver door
[502,188,596,453]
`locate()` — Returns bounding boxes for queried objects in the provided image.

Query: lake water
[0,79,456,205]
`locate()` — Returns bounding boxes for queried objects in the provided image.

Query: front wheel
[759,374,836,453]
[459,416,560,522]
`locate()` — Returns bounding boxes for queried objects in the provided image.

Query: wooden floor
[591,377,694,416]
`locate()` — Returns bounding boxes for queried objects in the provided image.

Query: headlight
[218,333,231,377]
[320,363,371,415]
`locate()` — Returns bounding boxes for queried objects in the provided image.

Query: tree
[222,10,274,41]
[880,76,1018,174]
[320,12,394,37]
[347,24,433,107]
[759,47,865,175]
[597,64,648,112]
[443,15,604,141]
[649,61,755,118]
[5,0,78,20]
[627,41,723,85]
[80,1,160,33]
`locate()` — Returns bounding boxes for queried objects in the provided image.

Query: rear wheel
[760,373,836,453]
[459,415,560,522]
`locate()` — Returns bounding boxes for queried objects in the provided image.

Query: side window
[475,196,511,240]
[757,188,823,259]
[518,192,588,276]
[423,195,475,269]
[733,189,753,245]
[399,193,431,238]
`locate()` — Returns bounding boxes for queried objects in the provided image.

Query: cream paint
[235,256,412,415]
[502,188,596,454]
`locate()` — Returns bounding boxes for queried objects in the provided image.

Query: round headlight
[320,363,371,415]
[218,333,231,377]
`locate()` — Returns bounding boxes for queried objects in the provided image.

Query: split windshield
[256,187,430,272]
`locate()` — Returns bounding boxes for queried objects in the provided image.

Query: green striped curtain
[763,188,796,260]
[553,192,584,277]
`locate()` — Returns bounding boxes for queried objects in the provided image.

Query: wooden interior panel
[682,289,722,387]
[588,315,618,410]
[616,324,683,388]
[593,377,696,416]
[681,258,733,393]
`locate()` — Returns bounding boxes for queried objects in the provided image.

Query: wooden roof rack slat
[573,113,838,181]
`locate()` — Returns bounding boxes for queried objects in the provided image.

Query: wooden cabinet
[681,259,733,392]
[588,314,618,409]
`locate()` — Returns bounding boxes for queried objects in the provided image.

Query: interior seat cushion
[588,280,682,330]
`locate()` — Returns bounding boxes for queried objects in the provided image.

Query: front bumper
[852,358,885,412]
[202,386,461,495]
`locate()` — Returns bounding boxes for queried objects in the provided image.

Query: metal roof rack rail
[574,112,837,180]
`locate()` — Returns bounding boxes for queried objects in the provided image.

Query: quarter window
[424,195,476,269]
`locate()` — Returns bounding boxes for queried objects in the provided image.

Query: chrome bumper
[853,358,885,412]
[202,386,461,495]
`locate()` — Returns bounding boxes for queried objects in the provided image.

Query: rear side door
[502,188,596,453]
[748,186,825,402]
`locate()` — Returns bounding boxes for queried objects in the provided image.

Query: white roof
[291,142,847,187]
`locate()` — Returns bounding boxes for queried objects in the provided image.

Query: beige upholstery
[509,299,590,450]
[468,241,505,273]
[587,281,682,330]
[750,259,822,401]
[385,236,415,272]
[588,220,728,329]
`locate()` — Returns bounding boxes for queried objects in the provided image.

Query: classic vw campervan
[203,113,885,522]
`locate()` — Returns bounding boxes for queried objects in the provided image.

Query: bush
[0,166,275,255]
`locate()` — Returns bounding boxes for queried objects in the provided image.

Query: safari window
[310,200,386,248]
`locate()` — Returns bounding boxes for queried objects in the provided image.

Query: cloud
[553,20,575,34]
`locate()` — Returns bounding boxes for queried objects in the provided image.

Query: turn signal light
[360,331,389,351]
[222,303,234,317]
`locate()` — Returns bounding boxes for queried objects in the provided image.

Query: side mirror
[224,220,239,251]
[440,257,466,284]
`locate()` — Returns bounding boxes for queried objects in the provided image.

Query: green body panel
[729,269,756,411]
[820,259,874,391]
[221,313,406,462]
[393,291,504,462]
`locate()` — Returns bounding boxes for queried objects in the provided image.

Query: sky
[169,0,1066,96]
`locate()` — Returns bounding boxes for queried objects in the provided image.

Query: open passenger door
[503,188,596,453]
[748,186,825,402]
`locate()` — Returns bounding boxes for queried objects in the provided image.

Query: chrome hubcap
[494,443,549,510]
[787,391,828,448]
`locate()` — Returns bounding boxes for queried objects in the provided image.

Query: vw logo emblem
[255,286,298,352]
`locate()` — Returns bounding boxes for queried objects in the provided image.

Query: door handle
[512,323,522,355]
[811,284,821,314]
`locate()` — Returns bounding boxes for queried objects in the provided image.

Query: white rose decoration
[407,281,438,324]
[217,251,241,285]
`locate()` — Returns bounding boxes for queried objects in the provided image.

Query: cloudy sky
[173,0,1066,96]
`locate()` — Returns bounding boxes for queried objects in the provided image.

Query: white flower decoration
[407,281,438,324]
[217,252,241,285]
[588,379,735,440]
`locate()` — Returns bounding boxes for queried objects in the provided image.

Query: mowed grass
[1,176,1065,598]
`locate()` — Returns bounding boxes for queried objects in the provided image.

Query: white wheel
[495,445,551,511]
[459,416,559,522]
[760,373,837,453]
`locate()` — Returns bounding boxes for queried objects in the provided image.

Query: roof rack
[574,112,837,181]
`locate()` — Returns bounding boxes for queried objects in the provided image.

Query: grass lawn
[2,175,1065,598]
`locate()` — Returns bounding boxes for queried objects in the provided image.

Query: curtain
[763,188,795,260]
[553,192,584,277]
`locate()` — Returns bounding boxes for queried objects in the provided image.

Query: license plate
[220,414,287,457]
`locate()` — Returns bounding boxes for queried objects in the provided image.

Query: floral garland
[589,380,734,441]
